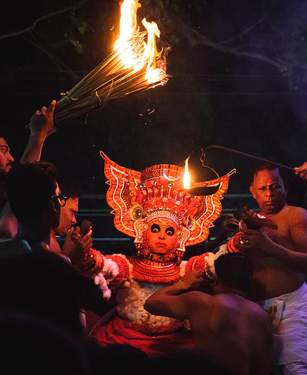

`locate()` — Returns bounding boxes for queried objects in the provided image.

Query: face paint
[146,219,178,254]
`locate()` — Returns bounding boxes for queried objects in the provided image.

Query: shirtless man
[240,162,307,374]
[145,252,273,375]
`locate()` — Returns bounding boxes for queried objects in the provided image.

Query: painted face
[54,197,79,236]
[146,218,178,254]
[0,138,14,173]
[250,168,287,215]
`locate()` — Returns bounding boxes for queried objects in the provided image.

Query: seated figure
[82,153,235,357]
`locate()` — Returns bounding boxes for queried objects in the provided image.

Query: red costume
[84,152,235,357]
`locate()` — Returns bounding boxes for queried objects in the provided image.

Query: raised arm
[0,100,57,239]
[21,100,56,163]
[144,270,206,320]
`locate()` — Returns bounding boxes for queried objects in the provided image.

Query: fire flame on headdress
[55,0,168,123]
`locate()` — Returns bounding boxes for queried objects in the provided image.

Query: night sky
[0,0,306,248]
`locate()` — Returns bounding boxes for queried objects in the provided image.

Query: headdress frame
[100,152,234,250]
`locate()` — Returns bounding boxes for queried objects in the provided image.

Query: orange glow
[113,0,165,81]
[183,157,191,189]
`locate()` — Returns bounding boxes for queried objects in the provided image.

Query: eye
[151,224,160,233]
[166,227,175,236]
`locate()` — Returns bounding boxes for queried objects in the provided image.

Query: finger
[74,226,81,235]
[48,100,56,115]
[242,227,258,235]
[66,226,75,238]
[239,243,253,250]
[81,237,93,248]
[48,100,56,111]
[84,229,93,238]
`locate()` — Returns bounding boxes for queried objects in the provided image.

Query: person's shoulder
[34,248,74,271]
[0,237,32,257]
[184,291,213,307]
[245,300,272,327]
[284,205,307,223]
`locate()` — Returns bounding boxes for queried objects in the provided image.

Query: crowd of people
[0,99,307,374]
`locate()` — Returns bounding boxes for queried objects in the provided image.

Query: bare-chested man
[240,162,307,374]
[145,253,273,375]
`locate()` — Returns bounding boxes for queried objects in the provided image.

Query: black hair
[0,125,8,141]
[250,160,288,188]
[58,181,82,200]
[6,162,59,222]
[214,253,254,294]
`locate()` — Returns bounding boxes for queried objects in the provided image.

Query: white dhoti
[259,282,307,375]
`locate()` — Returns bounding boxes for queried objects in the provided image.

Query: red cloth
[90,315,194,358]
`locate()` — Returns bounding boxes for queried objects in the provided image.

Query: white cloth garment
[259,282,307,374]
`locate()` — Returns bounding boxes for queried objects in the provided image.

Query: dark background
[1,0,306,251]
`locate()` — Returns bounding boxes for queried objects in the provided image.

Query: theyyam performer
[81,152,235,357]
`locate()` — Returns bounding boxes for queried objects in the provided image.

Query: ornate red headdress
[101,152,235,261]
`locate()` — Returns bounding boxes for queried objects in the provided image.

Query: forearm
[144,279,189,316]
[20,133,47,163]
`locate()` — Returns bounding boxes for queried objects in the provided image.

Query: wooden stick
[204,145,294,172]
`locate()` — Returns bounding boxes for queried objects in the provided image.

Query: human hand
[62,226,93,264]
[237,207,277,230]
[295,162,307,180]
[239,221,273,253]
[29,100,56,137]
[180,270,205,290]
[223,214,240,233]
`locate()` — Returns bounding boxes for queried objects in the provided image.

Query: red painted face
[146,218,179,254]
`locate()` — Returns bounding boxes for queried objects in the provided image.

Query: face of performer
[146,219,178,254]
[250,168,287,215]
[0,138,14,173]
[54,197,79,236]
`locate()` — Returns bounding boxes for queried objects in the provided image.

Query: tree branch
[170,14,285,71]
[0,6,77,41]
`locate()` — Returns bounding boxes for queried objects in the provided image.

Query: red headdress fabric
[100,152,235,252]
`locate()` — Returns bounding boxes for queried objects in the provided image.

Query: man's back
[0,237,86,336]
[188,292,273,375]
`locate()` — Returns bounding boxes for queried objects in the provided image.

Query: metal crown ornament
[100,152,235,259]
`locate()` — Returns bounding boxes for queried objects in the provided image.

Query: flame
[113,0,164,82]
[183,157,191,189]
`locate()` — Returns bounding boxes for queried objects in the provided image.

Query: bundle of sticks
[54,31,168,123]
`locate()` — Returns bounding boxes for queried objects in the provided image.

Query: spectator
[0,100,56,236]
[0,161,97,337]
[0,309,90,375]
[50,182,92,263]
[145,252,273,375]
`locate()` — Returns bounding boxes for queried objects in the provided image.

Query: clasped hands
[62,226,93,264]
